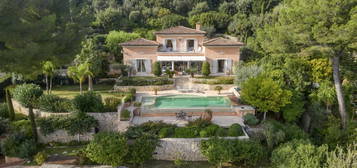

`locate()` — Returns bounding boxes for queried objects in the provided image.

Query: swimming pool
[142,95,231,109]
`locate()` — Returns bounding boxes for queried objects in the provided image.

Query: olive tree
[12,84,43,142]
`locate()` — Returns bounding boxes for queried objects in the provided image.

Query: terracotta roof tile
[203,37,244,46]
[155,26,206,34]
[120,38,159,46]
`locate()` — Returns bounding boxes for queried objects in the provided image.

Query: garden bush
[73,92,105,112]
[34,152,47,165]
[227,124,244,136]
[104,97,121,112]
[195,76,234,85]
[85,132,129,166]
[37,94,74,113]
[120,109,130,121]
[0,103,9,118]
[199,124,219,137]
[133,102,142,107]
[128,135,159,165]
[10,119,33,137]
[271,139,327,168]
[215,127,228,137]
[158,127,174,138]
[200,138,266,167]
[174,127,198,138]
[187,118,212,129]
[37,113,98,135]
[202,61,210,77]
[116,77,173,86]
[1,133,38,159]
[0,118,9,136]
[125,121,176,139]
[243,113,259,126]
[152,62,162,77]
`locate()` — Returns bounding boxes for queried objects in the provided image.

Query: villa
[120,24,244,76]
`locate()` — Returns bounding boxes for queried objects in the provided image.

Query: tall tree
[67,63,93,94]
[256,0,357,128]
[0,0,91,78]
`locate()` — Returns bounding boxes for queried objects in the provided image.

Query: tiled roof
[203,37,244,46]
[154,26,206,34]
[120,38,159,46]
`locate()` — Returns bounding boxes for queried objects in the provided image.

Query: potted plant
[214,86,223,94]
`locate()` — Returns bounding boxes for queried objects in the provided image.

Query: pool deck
[132,115,245,127]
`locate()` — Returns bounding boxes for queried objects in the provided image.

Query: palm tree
[67,63,93,94]
[42,61,56,94]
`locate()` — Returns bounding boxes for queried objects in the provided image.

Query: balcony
[157,46,203,53]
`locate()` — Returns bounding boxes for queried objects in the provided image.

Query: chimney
[196,23,201,31]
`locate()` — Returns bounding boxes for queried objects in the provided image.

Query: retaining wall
[153,135,249,161]
[37,128,94,143]
[114,84,175,92]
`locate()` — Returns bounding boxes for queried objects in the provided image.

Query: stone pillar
[187,61,190,68]
[171,61,174,70]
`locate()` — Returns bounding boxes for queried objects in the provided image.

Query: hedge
[116,77,173,86]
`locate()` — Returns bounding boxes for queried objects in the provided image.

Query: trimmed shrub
[73,92,105,113]
[37,94,74,113]
[120,110,130,121]
[174,127,198,138]
[202,61,210,77]
[1,133,38,159]
[153,62,162,76]
[124,94,135,103]
[128,135,159,165]
[37,113,98,135]
[187,118,212,129]
[133,102,142,107]
[215,127,227,137]
[227,124,244,136]
[104,97,121,112]
[159,127,174,138]
[34,152,47,165]
[85,132,129,166]
[243,113,259,126]
[200,124,219,137]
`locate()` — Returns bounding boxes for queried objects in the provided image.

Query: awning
[157,56,206,61]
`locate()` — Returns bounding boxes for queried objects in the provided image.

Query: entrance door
[217,60,225,73]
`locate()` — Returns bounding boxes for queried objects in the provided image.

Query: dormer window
[187,39,195,52]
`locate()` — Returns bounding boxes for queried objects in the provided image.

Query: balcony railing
[157,47,203,53]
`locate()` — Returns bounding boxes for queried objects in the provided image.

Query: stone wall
[114,84,175,92]
[37,128,94,143]
[154,135,249,161]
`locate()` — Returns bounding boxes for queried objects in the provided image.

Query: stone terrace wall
[37,128,94,143]
[154,135,249,161]
[12,99,120,132]
[114,84,175,92]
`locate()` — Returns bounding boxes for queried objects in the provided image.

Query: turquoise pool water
[143,95,231,108]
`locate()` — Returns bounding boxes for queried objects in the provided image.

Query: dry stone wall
[37,128,94,143]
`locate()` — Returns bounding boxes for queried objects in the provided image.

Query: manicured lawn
[51,84,126,99]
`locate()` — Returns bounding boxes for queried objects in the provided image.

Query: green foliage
[187,118,212,130]
[37,113,98,136]
[0,103,9,118]
[325,144,357,168]
[133,102,142,107]
[153,62,162,77]
[85,132,129,166]
[165,68,175,78]
[34,152,47,165]
[106,31,140,62]
[189,11,231,32]
[37,94,74,113]
[271,139,327,168]
[309,58,332,83]
[1,133,38,159]
[10,119,33,137]
[0,118,9,136]
[116,77,173,86]
[227,124,244,137]
[200,138,266,167]
[199,124,220,137]
[73,92,105,113]
[128,135,159,165]
[174,127,198,138]
[241,75,292,113]
[214,86,223,94]
[124,94,135,103]
[5,88,15,121]
[125,121,176,139]
[12,84,43,108]
[104,97,121,112]
[201,61,210,77]
[281,93,305,122]
[158,127,174,138]
[235,64,262,87]
[195,76,234,85]
[243,113,259,126]
[120,109,130,121]
[67,63,93,93]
